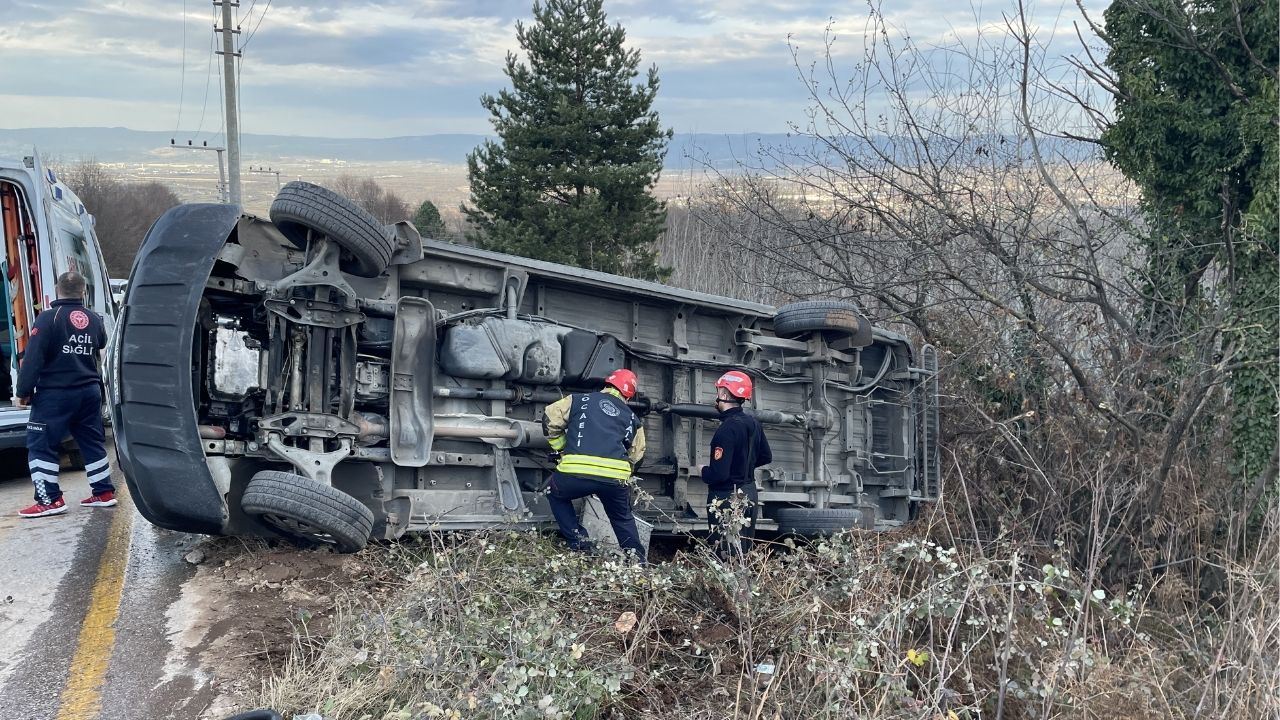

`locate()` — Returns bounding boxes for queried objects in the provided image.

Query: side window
[50,205,101,307]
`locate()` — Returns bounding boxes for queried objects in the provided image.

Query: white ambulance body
[0,154,117,449]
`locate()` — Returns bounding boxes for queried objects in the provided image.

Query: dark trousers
[547,471,645,561]
[26,384,111,504]
[707,483,759,558]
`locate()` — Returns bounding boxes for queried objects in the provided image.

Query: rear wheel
[269,181,395,278]
[775,507,863,537]
[241,470,375,553]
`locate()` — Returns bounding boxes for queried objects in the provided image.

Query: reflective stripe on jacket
[543,388,645,480]
[557,454,633,480]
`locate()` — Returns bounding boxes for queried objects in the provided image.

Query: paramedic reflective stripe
[85,457,109,473]
[557,453,632,481]
[29,459,59,473]
[30,472,58,504]
[548,435,566,451]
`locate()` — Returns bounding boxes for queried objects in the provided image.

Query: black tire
[269,181,395,278]
[775,508,863,537]
[773,300,864,339]
[241,470,375,553]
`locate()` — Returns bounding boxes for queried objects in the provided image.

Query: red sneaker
[19,498,67,518]
[80,491,118,508]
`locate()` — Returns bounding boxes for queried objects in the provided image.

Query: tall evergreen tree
[412,199,447,238]
[464,0,672,280]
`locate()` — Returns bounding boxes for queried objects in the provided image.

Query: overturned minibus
[111,182,939,552]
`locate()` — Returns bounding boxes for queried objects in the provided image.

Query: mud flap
[390,297,434,467]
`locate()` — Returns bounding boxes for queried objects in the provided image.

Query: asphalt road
[0,444,219,720]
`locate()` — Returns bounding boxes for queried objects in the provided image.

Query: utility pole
[247,165,282,189]
[214,0,242,206]
[171,139,229,202]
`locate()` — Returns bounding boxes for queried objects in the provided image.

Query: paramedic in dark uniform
[14,271,114,518]
[698,370,772,558]
[543,369,647,562]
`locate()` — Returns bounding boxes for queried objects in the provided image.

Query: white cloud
[0,0,1114,136]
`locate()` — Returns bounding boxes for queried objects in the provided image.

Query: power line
[241,0,272,49]
[175,0,188,134]
[235,2,244,174]
[193,3,218,138]
[234,0,270,150]
[213,9,225,147]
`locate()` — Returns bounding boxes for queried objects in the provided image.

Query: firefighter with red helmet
[542,368,647,561]
[698,370,772,557]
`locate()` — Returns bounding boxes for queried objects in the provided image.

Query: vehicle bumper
[111,203,240,535]
[0,408,29,451]
[0,426,25,450]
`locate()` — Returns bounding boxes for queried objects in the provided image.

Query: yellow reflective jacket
[543,388,645,480]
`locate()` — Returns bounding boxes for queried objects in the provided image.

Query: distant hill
[0,126,811,170]
[0,126,487,164]
[0,126,1099,172]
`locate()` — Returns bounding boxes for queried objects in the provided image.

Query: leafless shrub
[259,523,1279,719]
[660,191,840,306]
[330,174,413,225]
[59,159,181,276]
[660,2,1266,596]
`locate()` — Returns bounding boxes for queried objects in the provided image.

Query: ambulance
[0,155,117,451]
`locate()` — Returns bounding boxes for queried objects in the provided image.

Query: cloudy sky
[0,0,1102,139]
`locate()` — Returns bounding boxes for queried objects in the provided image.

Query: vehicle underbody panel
[114,190,940,551]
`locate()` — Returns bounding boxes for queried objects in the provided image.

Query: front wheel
[241,470,375,553]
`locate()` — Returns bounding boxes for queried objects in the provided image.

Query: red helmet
[604,368,638,399]
[715,370,753,400]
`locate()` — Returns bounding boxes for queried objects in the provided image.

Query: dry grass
[257,508,1279,720]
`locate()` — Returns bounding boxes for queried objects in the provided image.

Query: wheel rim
[259,512,340,546]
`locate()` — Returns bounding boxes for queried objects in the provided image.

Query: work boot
[19,498,67,518]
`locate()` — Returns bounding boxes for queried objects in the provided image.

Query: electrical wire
[234,0,243,166]
[193,3,218,138]
[174,0,188,134]
[241,0,273,49]
[845,349,893,393]
[214,49,226,156]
